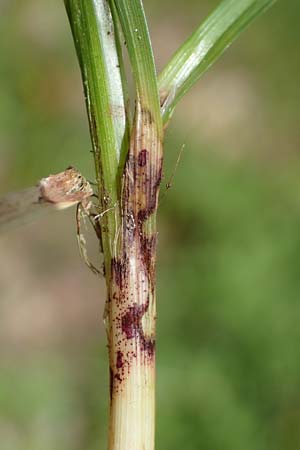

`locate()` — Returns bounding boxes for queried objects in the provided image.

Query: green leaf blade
[65,0,128,264]
[158,0,277,124]
[113,0,162,131]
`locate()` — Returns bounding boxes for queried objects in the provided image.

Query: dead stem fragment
[0,167,93,233]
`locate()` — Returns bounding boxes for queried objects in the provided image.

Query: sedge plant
[63,1,277,449]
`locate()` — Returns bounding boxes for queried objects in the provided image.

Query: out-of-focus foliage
[0,1,300,450]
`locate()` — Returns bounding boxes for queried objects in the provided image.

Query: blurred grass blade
[158,0,277,124]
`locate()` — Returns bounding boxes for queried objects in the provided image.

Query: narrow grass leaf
[158,0,277,124]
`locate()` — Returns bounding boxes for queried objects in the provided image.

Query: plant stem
[108,101,159,450]
[64,1,276,449]
[108,2,163,449]
[65,1,162,449]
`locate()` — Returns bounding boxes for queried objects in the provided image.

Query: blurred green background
[1,0,300,449]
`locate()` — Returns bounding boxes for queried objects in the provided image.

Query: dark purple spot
[138,149,148,167]
[111,258,128,290]
[137,209,148,224]
[114,373,122,383]
[137,160,163,224]
[116,351,124,369]
[121,301,149,339]
[141,337,155,359]
[120,300,154,360]
[140,235,156,271]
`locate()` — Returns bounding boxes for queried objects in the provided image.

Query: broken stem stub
[0,167,93,233]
